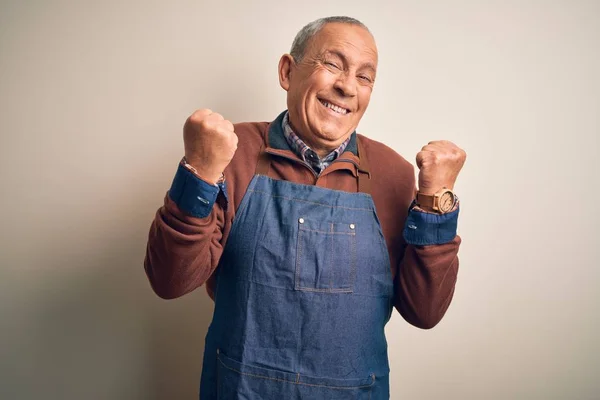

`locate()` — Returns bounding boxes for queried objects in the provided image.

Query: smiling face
[278,23,378,156]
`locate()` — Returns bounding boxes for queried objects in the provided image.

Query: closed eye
[358,75,373,83]
[325,61,340,69]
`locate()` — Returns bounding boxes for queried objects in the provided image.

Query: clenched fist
[416,140,466,195]
[183,109,238,184]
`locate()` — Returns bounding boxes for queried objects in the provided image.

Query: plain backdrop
[1,1,599,399]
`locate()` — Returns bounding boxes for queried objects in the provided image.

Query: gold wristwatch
[416,188,457,214]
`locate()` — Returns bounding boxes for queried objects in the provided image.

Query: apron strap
[255,143,271,176]
[356,137,372,195]
[254,137,372,195]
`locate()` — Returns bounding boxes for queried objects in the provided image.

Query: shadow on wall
[3,182,218,400]
[142,68,283,397]
[1,60,274,400]
[142,66,276,399]
[146,280,215,400]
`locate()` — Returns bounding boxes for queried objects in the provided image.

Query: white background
[1,0,598,399]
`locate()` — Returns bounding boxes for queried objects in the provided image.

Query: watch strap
[416,192,436,209]
[181,157,225,185]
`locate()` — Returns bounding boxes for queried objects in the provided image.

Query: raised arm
[394,140,466,328]
[144,109,238,299]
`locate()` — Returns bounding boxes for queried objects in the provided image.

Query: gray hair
[290,16,370,62]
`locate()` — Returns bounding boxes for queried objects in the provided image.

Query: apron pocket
[295,218,357,293]
[217,349,375,400]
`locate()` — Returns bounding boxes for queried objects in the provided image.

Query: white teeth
[322,101,348,115]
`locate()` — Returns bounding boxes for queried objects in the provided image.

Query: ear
[278,54,295,91]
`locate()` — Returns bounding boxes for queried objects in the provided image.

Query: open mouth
[319,99,350,115]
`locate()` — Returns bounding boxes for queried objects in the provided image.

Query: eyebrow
[325,50,377,73]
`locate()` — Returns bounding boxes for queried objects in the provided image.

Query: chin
[324,119,352,135]
[307,114,352,141]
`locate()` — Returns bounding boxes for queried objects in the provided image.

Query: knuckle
[215,125,230,137]
[187,114,200,125]
[198,118,212,132]
[190,108,211,120]
[227,134,239,149]
[220,119,233,131]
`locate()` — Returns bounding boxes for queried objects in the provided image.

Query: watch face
[439,191,455,212]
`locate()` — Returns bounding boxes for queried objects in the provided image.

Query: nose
[333,72,358,97]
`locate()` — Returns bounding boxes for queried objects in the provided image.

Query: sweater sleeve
[394,236,461,329]
[391,162,461,329]
[143,164,228,299]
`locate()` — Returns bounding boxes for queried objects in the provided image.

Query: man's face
[280,23,378,154]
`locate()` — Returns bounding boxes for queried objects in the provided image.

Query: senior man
[145,16,466,400]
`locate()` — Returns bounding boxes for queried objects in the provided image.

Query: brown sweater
[144,117,461,329]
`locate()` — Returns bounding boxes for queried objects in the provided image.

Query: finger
[416,151,430,168]
[212,112,224,121]
[222,119,234,132]
[216,124,236,139]
[428,140,455,146]
[417,150,440,168]
[425,142,448,151]
[192,109,213,119]
[202,115,227,133]
[427,140,444,146]
[423,143,454,156]
[229,132,239,147]
[421,143,439,152]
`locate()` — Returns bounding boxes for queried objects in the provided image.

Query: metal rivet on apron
[350,224,355,229]
[299,218,305,224]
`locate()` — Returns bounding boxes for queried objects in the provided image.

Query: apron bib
[200,139,394,399]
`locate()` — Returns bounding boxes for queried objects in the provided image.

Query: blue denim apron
[200,139,394,399]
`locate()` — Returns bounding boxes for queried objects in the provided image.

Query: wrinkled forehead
[310,23,378,67]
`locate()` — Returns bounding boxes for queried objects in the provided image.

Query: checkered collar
[281,112,350,174]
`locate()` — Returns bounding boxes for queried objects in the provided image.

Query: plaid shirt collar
[282,112,350,174]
